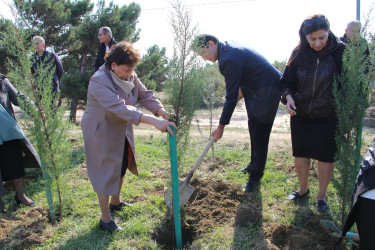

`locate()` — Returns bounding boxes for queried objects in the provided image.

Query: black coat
[0,74,41,170]
[30,51,64,93]
[280,32,346,119]
[94,38,118,72]
[340,34,370,57]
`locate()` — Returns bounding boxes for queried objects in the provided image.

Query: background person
[194,34,281,193]
[81,42,176,233]
[0,73,41,213]
[280,14,346,212]
[31,36,64,95]
[340,20,370,56]
[94,26,118,72]
[342,138,375,249]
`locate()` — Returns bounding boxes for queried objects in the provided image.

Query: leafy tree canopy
[136,44,169,91]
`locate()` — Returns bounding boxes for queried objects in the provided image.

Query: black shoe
[316,199,329,213]
[239,164,251,174]
[286,189,310,201]
[243,180,260,193]
[99,219,123,233]
[15,196,36,207]
[109,201,134,212]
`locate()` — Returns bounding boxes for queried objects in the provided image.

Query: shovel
[164,136,215,209]
[319,219,359,243]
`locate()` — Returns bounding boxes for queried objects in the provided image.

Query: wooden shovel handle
[183,136,215,185]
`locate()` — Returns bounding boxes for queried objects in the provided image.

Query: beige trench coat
[81,66,163,195]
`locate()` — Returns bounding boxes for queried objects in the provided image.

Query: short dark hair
[105,42,141,70]
[194,34,219,48]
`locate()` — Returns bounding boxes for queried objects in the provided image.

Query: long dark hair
[287,14,330,65]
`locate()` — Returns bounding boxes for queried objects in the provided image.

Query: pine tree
[1,19,71,223]
[165,0,205,163]
[332,32,373,225]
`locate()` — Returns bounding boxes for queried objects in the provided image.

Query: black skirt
[291,115,337,162]
[0,139,26,181]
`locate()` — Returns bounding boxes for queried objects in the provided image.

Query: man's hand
[211,124,225,142]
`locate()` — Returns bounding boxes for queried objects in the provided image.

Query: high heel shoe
[15,195,36,207]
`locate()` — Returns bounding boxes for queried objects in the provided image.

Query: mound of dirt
[0,207,50,249]
[262,207,349,250]
[264,223,315,249]
[234,202,262,227]
[153,177,245,249]
[185,178,244,230]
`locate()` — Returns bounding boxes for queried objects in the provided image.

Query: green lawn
[1,124,370,249]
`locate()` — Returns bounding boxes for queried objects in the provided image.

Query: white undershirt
[361,189,375,200]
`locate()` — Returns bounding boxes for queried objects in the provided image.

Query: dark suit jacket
[217,41,281,125]
[31,51,64,92]
[94,38,118,72]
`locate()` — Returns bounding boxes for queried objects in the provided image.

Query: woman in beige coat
[81,42,176,233]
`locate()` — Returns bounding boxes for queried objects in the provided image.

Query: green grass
[1,129,362,249]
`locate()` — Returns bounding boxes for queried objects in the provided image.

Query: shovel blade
[164,181,195,209]
[319,219,340,233]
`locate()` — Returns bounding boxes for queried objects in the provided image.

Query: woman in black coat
[0,73,41,213]
[280,14,346,212]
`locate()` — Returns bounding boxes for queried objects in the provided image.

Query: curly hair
[104,42,141,70]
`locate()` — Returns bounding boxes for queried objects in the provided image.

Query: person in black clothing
[0,74,41,213]
[340,20,370,56]
[341,138,375,249]
[94,27,118,72]
[280,14,346,212]
[31,36,64,94]
[194,34,281,193]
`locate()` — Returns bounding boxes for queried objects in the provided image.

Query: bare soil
[0,207,50,249]
[152,175,348,249]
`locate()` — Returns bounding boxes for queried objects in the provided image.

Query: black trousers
[356,196,375,249]
[248,116,274,181]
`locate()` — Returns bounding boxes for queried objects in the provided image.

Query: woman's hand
[154,118,177,137]
[140,114,177,137]
[286,95,297,116]
[156,108,170,120]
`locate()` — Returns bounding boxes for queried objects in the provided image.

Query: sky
[1,0,375,62]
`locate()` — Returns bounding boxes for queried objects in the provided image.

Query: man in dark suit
[94,27,117,72]
[194,34,281,193]
[31,36,64,95]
